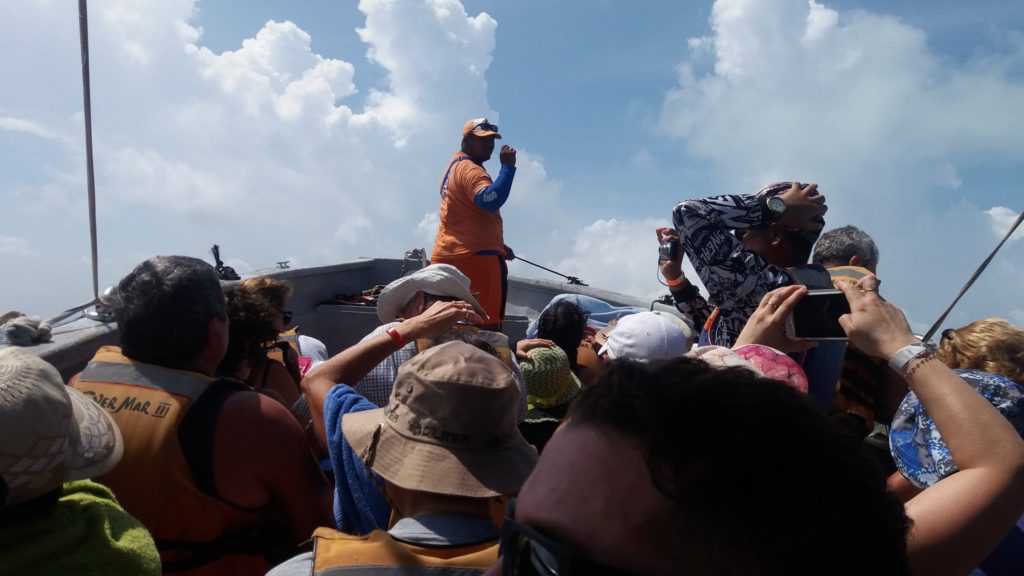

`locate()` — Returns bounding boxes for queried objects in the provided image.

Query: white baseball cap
[598,312,689,363]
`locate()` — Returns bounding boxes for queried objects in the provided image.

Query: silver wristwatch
[765,195,786,218]
[888,343,931,376]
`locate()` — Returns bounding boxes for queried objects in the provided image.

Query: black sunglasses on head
[474,122,499,133]
[423,293,462,305]
[499,498,635,576]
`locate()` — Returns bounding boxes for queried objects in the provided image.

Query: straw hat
[521,346,582,410]
[342,341,537,498]
[376,264,487,323]
[0,348,123,509]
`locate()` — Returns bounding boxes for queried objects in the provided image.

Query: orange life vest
[311,527,498,575]
[72,346,283,575]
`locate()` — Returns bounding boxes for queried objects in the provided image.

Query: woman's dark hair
[536,300,588,369]
[218,285,280,377]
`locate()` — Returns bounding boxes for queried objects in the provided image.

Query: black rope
[514,256,587,286]
[923,206,1024,343]
[78,0,99,299]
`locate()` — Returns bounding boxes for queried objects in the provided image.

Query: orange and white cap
[462,118,501,139]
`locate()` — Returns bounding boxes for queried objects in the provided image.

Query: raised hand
[777,181,827,230]
[836,276,916,359]
[499,144,517,167]
[734,284,816,353]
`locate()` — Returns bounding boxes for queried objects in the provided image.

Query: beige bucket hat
[342,341,537,498]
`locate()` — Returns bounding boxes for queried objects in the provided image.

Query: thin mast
[78,0,99,299]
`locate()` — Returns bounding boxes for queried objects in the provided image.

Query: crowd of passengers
[2,181,1024,576]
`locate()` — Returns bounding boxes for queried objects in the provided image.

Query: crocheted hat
[688,345,809,393]
[689,346,760,373]
[521,346,582,410]
[0,348,123,509]
[890,368,1024,488]
[732,344,809,393]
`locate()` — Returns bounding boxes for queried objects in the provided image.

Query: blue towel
[525,294,647,338]
[324,384,391,534]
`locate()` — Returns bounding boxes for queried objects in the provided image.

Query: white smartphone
[785,289,851,340]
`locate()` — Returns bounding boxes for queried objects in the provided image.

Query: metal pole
[78,0,100,299]
[923,207,1024,342]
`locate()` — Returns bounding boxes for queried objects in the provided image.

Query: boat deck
[4,258,668,380]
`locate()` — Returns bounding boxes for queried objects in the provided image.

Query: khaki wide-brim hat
[342,341,537,498]
[0,348,123,509]
[376,264,487,323]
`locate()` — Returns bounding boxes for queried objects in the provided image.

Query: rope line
[923,206,1024,343]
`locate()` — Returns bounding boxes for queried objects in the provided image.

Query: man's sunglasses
[499,498,635,576]
[423,293,462,306]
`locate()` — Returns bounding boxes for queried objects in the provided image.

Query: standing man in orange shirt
[431,118,518,330]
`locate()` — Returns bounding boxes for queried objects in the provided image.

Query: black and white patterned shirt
[672,194,793,348]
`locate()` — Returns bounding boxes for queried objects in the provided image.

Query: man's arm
[215,391,333,543]
[656,226,712,328]
[474,145,517,212]
[672,182,825,299]
[302,300,487,449]
[672,193,777,293]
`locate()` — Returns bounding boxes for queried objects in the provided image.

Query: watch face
[767,196,785,213]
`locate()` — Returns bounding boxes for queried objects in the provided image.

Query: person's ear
[850,254,863,267]
[769,224,786,246]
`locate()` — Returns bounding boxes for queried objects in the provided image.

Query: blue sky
[1,0,1022,334]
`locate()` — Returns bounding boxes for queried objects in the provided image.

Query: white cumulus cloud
[986,207,1024,241]
[656,0,1024,326]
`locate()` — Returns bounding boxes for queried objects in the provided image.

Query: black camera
[658,240,680,262]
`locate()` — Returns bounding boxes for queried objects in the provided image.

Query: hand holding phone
[785,289,851,340]
[734,285,817,353]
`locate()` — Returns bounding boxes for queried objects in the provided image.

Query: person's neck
[406,499,492,519]
[389,488,494,521]
[459,150,484,164]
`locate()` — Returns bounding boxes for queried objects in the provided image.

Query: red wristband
[665,276,686,287]
[386,327,406,348]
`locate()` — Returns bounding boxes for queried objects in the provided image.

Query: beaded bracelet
[903,352,937,380]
